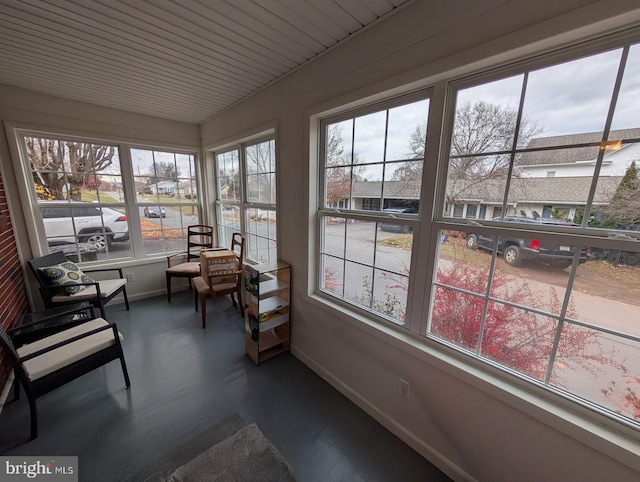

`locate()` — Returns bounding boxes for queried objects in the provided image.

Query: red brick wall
[0,171,30,390]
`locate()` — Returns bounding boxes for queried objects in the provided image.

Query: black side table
[10,302,95,347]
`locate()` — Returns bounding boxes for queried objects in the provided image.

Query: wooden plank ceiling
[0,0,411,124]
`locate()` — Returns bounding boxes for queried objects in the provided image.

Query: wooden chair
[193,233,245,328]
[28,251,129,319]
[166,225,214,302]
[1,304,130,439]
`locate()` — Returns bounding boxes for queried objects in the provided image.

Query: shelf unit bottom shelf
[245,322,290,365]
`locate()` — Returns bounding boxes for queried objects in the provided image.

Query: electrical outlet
[398,378,410,399]
[125,273,135,282]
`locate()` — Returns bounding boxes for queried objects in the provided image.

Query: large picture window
[214,137,278,263]
[17,133,200,261]
[430,42,640,424]
[317,38,640,427]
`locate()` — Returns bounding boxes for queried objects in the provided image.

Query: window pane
[323,217,345,258]
[430,286,483,351]
[321,254,344,297]
[385,100,429,161]
[326,120,353,167]
[217,205,241,249]
[245,208,277,263]
[216,150,240,201]
[610,44,640,132]
[453,75,524,156]
[552,324,640,422]
[245,140,276,204]
[518,49,622,146]
[436,230,491,295]
[353,111,386,164]
[482,302,557,381]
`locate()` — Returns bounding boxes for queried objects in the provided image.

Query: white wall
[0,85,201,307]
[202,1,640,481]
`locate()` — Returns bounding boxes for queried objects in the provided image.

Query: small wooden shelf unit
[244,261,290,365]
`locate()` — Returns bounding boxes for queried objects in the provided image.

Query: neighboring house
[349,180,421,211]
[342,176,622,222]
[178,180,197,199]
[147,180,179,196]
[517,128,640,178]
[335,128,640,221]
[444,176,622,221]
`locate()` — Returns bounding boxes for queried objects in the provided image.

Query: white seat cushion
[51,278,126,302]
[166,261,200,275]
[17,318,124,380]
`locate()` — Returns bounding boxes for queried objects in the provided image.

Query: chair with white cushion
[0,304,130,440]
[28,251,129,319]
[166,224,215,302]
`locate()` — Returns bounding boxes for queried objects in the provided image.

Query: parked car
[143,205,166,218]
[378,207,417,233]
[465,216,590,268]
[47,240,98,262]
[39,202,129,252]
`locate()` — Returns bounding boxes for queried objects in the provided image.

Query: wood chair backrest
[231,232,244,271]
[186,225,214,261]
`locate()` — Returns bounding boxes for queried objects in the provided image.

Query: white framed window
[316,35,640,428]
[214,137,278,263]
[131,148,199,255]
[14,131,201,262]
[318,93,431,325]
[429,40,640,425]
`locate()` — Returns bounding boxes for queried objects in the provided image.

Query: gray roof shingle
[517,128,640,166]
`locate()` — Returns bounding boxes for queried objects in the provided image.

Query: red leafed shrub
[431,264,600,381]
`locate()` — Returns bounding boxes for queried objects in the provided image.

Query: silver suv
[39,202,129,252]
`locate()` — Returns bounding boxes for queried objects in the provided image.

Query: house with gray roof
[343,175,622,222]
[336,128,639,221]
[517,128,640,178]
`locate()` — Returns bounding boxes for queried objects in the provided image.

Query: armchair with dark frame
[0,303,131,440]
[28,251,129,319]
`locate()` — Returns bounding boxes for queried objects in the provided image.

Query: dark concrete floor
[0,291,451,482]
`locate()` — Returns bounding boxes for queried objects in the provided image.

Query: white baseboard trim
[292,347,477,482]
[0,372,15,416]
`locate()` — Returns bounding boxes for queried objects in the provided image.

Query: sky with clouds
[341,42,640,180]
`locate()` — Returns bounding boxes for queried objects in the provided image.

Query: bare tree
[325,124,366,207]
[398,101,543,210]
[245,140,275,203]
[26,137,115,200]
[155,161,179,180]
